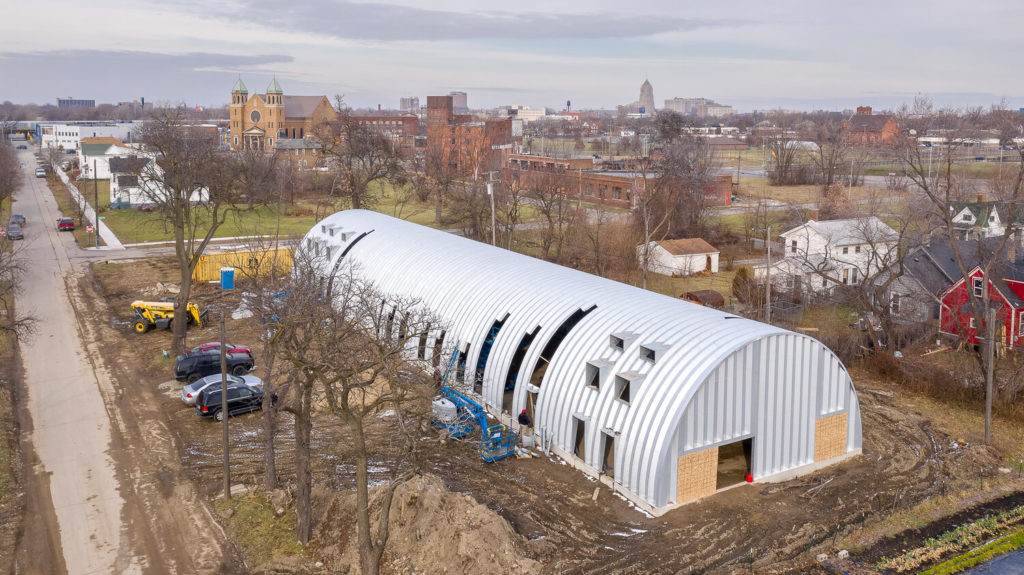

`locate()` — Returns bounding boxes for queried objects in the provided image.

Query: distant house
[875,238,965,325]
[641,238,719,276]
[842,106,899,146]
[108,156,152,208]
[949,197,1005,240]
[78,137,134,180]
[756,217,898,298]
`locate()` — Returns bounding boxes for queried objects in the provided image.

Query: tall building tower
[265,77,284,148]
[229,77,248,150]
[639,79,655,116]
[448,91,468,112]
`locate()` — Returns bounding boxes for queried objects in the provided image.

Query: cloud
[0,51,294,106]
[192,0,725,41]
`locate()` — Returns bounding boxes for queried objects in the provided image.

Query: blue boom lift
[432,350,518,462]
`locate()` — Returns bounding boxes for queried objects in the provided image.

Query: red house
[939,265,1024,348]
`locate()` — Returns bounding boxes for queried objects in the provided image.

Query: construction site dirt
[75,256,1023,574]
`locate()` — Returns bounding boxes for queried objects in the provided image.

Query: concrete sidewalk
[55,167,125,250]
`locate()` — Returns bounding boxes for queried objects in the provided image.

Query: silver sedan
[181,373,262,406]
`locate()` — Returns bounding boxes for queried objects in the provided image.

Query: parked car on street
[9,214,26,226]
[16,145,27,150]
[174,350,254,383]
[180,373,262,406]
[195,383,273,421]
[57,217,75,231]
[35,167,46,178]
[5,224,23,240]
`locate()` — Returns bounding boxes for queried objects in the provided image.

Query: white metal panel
[301,210,863,512]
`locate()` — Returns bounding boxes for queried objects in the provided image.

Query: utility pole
[220,315,231,499]
[984,306,996,444]
[486,181,496,246]
[93,159,99,248]
[765,226,772,324]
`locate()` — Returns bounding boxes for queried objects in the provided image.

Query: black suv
[195,384,272,421]
[174,350,254,383]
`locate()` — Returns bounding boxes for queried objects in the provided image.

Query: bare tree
[275,249,437,568]
[0,141,20,208]
[316,103,405,211]
[895,100,1024,443]
[135,108,245,354]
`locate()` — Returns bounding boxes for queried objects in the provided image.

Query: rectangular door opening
[573,417,586,460]
[601,434,615,479]
[716,438,752,490]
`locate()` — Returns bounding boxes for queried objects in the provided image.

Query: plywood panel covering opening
[676,447,718,503]
[814,412,848,462]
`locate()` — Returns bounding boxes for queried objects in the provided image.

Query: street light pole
[94,159,99,248]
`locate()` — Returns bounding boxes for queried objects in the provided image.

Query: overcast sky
[2,0,1021,112]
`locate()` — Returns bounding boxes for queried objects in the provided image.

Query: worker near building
[517,409,532,427]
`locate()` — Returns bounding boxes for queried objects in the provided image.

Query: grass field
[47,176,105,248]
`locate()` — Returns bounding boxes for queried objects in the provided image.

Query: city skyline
[2,0,1022,112]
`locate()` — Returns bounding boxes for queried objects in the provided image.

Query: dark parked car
[174,350,254,383]
[16,145,27,150]
[57,217,75,231]
[195,383,273,421]
[6,224,23,240]
[9,214,26,226]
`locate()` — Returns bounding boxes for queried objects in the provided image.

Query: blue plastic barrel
[220,267,235,290]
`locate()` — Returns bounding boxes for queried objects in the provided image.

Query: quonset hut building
[303,210,862,515]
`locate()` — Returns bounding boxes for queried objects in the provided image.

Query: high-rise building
[639,80,655,115]
[448,91,468,112]
[400,96,420,114]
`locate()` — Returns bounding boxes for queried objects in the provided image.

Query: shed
[302,210,862,516]
[642,238,720,276]
[683,290,725,309]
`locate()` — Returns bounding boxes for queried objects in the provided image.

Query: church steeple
[266,77,283,105]
[231,76,248,105]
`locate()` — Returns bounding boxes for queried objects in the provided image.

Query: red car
[57,217,75,231]
[191,342,253,357]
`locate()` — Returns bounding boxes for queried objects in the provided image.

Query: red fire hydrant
[745,473,753,483]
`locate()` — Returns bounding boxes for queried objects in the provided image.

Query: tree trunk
[261,349,279,490]
[295,380,313,543]
[351,418,386,575]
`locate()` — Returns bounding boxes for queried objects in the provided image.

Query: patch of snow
[377,410,396,418]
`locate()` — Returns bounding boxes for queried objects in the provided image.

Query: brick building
[348,115,419,147]
[426,95,514,179]
[229,77,336,151]
[842,106,900,146]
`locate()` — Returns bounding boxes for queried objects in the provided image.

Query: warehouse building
[302,210,862,515]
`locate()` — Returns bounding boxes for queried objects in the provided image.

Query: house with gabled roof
[755,217,899,298]
[78,137,136,180]
[640,238,719,276]
[949,196,1005,240]
[842,106,899,146]
[229,77,337,151]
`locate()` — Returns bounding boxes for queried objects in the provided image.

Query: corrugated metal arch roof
[302,210,860,512]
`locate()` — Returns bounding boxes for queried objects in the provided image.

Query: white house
[107,152,208,208]
[756,217,898,297]
[950,199,1005,240]
[641,238,720,276]
[78,138,139,180]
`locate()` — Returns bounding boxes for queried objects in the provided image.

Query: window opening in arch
[502,326,540,414]
[475,314,509,395]
[432,330,446,368]
[418,323,430,360]
[528,305,597,388]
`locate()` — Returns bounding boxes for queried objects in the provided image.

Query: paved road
[12,149,143,572]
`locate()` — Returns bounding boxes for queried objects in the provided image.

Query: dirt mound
[313,473,541,574]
